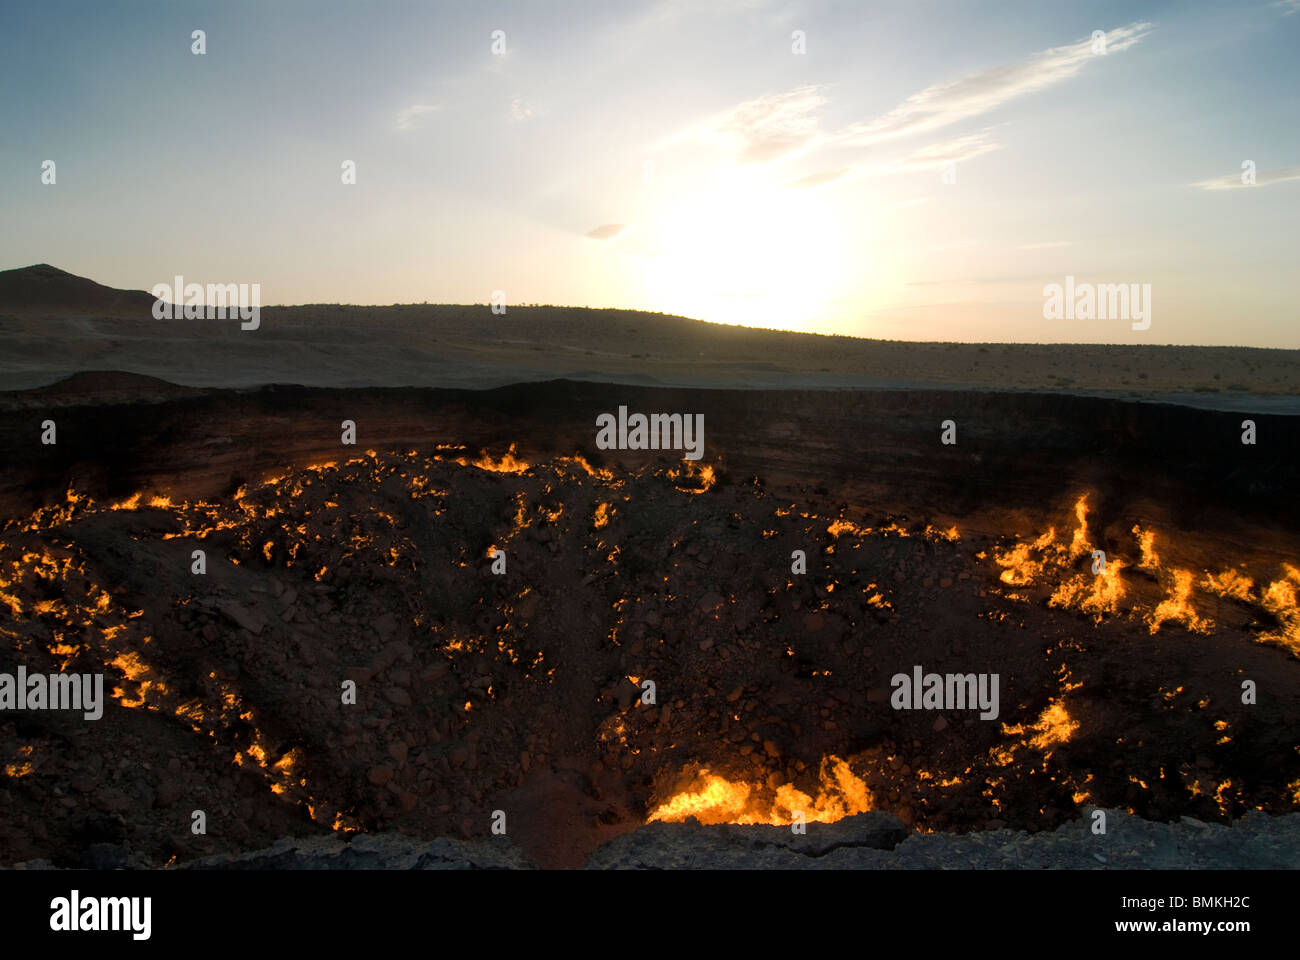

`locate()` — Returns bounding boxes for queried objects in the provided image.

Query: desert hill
[0,263,156,315]
[0,265,1297,409]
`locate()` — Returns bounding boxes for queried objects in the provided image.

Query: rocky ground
[586,808,1300,870]
[15,808,1296,870]
[0,376,1297,869]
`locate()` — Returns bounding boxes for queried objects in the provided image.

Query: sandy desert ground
[1,265,1297,411]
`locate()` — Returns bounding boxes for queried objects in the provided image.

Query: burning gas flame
[985,495,1294,644]
[1049,558,1125,622]
[555,454,615,482]
[1068,495,1090,557]
[1133,524,1160,570]
[1258,563,1300,655]
[994,527,1057,586]
[109,492,142,511]
[666,461,717,494]
[1148,569,1214,635]
[466,444,530,474]
[647,756,872,826]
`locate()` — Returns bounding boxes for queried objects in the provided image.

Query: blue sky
[2,0,1297,345]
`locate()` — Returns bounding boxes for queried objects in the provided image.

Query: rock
[384,687,411,707]
[218,602,266,636]
[368,765,394,786]
[425,662,449,682]
[763,740,781,758]
[585,812,910,868]
[388,742,408,764]
[932,716,948,732]
[82,843,127,870]
[156,779,183,807]
[94,789,130,813]
[614,679,638,710]
[697,592,726,615]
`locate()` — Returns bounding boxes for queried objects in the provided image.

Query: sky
[1,0,1298,346]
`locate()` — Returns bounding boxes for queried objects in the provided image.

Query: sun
[634,170,849,332]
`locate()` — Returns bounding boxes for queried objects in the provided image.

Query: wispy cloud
[691,24,1148,191]
[897,131,1001,170]
[783,167,853,189]
[672,85,827,166]
[721,85,827,164]
[395,103,439,131]
[835,22,1152,146]
[1273,0,1300,16]
[786,130,1001,188]
[1193,165,1300,190]
[585,224,629,241]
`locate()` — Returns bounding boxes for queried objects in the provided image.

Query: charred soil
[0,377,1297,868]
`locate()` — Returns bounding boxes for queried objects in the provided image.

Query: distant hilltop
[0,263,155,315]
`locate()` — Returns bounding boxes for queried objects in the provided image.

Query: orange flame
[1132,524,1160,569]
[1148,569,1214,635]
[1258,564,1300,654]
[1049,558,1126,622]
[994,526,1057,586]
[647,756,872,826]
[464,444,530,474]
